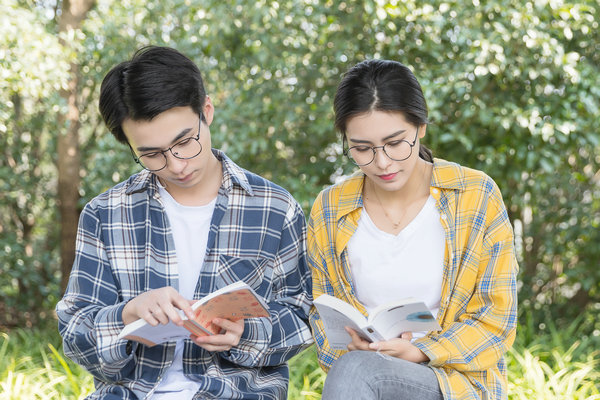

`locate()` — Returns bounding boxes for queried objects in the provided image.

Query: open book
[314,294,441,350]
[118,281,269,347]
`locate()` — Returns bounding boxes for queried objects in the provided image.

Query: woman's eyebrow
[348,129,407,144]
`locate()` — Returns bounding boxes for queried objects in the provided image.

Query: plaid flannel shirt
[57,150,313,399]
[308,158,518,400]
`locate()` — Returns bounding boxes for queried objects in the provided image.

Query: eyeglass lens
[138,136,202,171]
[348,141,413,166]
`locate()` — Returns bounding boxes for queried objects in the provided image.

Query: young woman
[307,59,518,399]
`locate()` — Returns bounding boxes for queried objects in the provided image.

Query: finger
[191,333,237,351]
[161,304,185,326]
[189,335,231,351]
[141,310,161,326]
[370,338,408,357]
[151,297,186,325]
[164,292,195,321]
[346,327,372,349]
[195,342,232,352]
[400,332,413,341]
[149,307,170,325]
[212,318,245,336]
[211,319,244,347]
[345,327,361,341]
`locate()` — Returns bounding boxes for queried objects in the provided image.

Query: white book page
[314,295,373,349]
[124,320,191,343]
[370,301,441,339]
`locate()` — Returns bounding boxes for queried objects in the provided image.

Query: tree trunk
[57,0,95,292]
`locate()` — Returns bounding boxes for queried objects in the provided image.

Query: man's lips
[175,172,194,182]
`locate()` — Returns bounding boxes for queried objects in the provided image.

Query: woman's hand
[368,332,430,363]
[345,327,372,351]
[122,286,195,326]
[346,328,429,363]
[190,318,245,352]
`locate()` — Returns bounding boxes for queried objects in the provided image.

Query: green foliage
[1,0,599,335]
[0,1,66,325]
[508,310,600,399]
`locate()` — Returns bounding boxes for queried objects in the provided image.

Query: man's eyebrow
[136,127,193,152]
[348,129,407,144]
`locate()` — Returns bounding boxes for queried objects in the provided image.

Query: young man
[56,46,313,399]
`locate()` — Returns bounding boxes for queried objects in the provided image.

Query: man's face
[123,103,219,196]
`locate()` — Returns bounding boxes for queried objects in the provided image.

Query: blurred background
[1,0,599,398]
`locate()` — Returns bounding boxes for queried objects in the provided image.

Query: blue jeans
[321,351,443,400]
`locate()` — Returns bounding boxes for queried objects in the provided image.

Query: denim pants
[321,351,444,400]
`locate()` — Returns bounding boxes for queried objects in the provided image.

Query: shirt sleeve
[55,202,138,382]
[414,183,519,372]
[221,200,313,367]
[306,195,346,372]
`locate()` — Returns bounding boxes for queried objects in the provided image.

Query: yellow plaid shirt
[308,158,518,400]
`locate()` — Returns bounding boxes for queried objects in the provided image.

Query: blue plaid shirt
[56,150,313,399]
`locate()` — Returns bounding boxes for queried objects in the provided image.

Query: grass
[0,327,93,400]
[1,316,598,400]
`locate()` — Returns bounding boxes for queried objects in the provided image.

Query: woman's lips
[377,172,398,181]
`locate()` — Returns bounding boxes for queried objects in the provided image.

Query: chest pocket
[217,255,273,298]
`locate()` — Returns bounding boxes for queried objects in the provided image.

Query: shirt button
[441,214,447,220]
[432,188,439,194]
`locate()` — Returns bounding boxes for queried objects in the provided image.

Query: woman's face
[344,111,426,193]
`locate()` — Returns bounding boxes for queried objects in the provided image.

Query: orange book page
[191,289,270,335]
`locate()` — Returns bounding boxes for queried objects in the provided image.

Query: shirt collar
[124,149,254,196]
[335,158,465,221]
[214,149,254,196]
[430,158,467,192]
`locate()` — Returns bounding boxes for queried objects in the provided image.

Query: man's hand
[122,287,194,326]
[190,318,245,352]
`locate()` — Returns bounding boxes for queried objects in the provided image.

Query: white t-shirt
[347,195,445,339]
[151,186,216,399]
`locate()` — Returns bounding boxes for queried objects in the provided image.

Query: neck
[370,159,431,206]
[161,156,222,207]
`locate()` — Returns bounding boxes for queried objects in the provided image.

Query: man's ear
[203,96,214,126]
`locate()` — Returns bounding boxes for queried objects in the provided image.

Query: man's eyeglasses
[130,117,203,172]
[344,126,419,166]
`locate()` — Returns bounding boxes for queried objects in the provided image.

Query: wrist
[412,347,429,363]
[121,299,136,325]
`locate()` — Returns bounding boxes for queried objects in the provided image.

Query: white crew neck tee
[151,185,216,399]
[347,195,445,339]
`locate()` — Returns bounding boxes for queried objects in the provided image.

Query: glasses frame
[129,116,203,172]
[344,126,420,166]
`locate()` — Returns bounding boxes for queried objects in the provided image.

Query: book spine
[183,320,212,337]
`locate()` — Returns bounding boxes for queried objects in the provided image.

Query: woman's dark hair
[334,59,433,162]
[99,46,206,144]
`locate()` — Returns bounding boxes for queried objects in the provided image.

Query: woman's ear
[419,124,427,139]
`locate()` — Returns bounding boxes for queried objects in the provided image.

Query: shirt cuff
[95,302,138,369]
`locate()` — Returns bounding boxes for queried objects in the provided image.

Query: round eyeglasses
[130,118,203,172]
[344,126,419,166]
